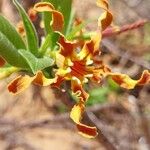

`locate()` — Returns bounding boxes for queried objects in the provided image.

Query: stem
[102,20,148,38]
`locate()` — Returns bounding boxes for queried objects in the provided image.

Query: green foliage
[18,49,54,74]
[41,0,73,51]
[65,9,75,36]
[39,33,59,56]
[0,15,26,50]
[0,0,56,75]
[107,78,120,91]
[57,0,72,34]
[0,32,28,69]
[0,0,93,78]
[86,79,120,106]
[13,0,39,56]
[57,103,68,113]
[87,87,109,106]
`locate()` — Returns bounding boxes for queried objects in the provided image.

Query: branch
[102,39,150,70]
[102,20,148,38]
[85,111,117,150]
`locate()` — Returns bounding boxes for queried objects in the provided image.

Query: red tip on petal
[77,123,98,138]
[0,56,6,67]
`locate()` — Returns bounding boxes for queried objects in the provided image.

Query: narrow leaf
[13,0,39,56]
[0,32,28,69]
[58,0,72,34]
[65,9,75,36]
[0,15,26,49]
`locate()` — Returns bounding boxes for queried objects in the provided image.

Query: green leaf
[18,49,54,74]
[0,66,19,80]
[108,78,120,91]
[65,9,75,36]
[39,33,58,56]
[87,87,109,106]
[58,0,72,34]
[42,0,56,35]
[42,1,52,35]
[0,31,29,69]
[0,15,26,49]
[39,34,52,56]
[13,0,39,56]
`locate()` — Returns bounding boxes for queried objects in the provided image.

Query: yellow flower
[7,0,150,139]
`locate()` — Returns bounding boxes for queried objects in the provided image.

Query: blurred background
[0,0,150,150]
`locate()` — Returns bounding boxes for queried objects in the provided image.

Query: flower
[6,0,150,139]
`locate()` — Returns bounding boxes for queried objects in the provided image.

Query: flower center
[70,60,89,79]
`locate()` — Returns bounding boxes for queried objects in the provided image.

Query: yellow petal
[70,103,98,138]
[56,67,71,77]
[8,75,35,94]
[33,71,56,86]
[55,53,65,68]
[70,103,85,124]
[71,77,89,102]
[108,70,150,89]
[8,71,56,94]
[0,67,19,80]
[97,0,113,31]
[78,32,101,60]
[34,2,55,11]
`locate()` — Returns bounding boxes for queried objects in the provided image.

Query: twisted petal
[70,103,98,138]
[71,77,89,102]
[56,53,66,68]
[77,123,98,138]
[108,70,150,89]
[51,75,65,89]
[91,64,111,83]
[34,2,54,11]
[57,32,76,57]
[97,0,113,31]
[34,2,64,32]
[33,71,56,86]
[51,11,64,32]
[70,78,97,138]
[70,102,85,124]
[28,7,37,22]
[8,72,55,94]
[78,32,101,60]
